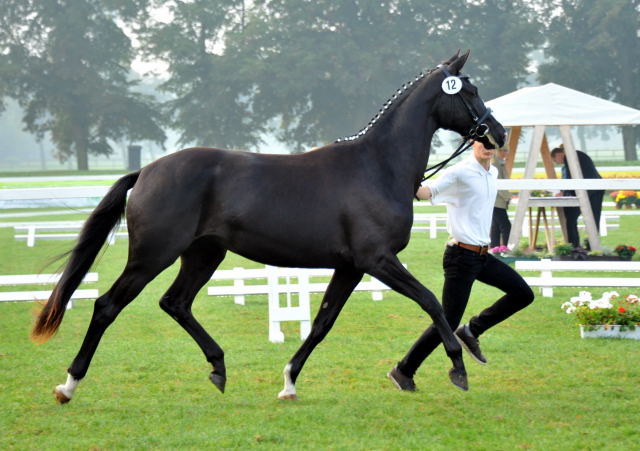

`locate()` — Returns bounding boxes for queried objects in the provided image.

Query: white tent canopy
[486,83,640,127]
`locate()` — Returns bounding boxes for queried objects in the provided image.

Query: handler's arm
[416,166,457,203]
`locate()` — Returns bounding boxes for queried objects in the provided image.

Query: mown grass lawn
[0,206,638,450]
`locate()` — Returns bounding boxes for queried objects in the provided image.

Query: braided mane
[335,68,438,143]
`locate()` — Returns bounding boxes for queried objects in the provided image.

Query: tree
[443,0,544,100]
[139,1,263,150]
[0,0,165,170]
[538,0,640,160]
[238,0,448,150]
[228,0,543,150]
[140,0,542,152]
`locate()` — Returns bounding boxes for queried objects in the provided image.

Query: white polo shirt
[425,156,497,246]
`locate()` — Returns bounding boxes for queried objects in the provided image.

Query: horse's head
[432,50,505,149]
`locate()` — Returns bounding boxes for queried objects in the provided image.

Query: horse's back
[124,145,410,268]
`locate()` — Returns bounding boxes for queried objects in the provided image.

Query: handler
[388,140,535,391]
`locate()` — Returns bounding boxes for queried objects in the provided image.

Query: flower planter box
[579,324,640,340]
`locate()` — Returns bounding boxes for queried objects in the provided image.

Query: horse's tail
[31,171,140,344]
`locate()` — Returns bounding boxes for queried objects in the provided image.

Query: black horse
[33,51,505,403]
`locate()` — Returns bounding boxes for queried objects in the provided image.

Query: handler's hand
[416,185,432,200]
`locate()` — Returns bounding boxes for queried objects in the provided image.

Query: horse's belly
[223,225,348,269]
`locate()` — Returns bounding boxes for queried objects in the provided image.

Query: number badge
[441,76,462,95]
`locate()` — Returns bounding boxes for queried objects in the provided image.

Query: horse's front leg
[278,267,363,400]
[367,254,467,391]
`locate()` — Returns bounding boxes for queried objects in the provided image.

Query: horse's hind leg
[158,238,228,393]
[279,267,363,400]
[56,257,174,403]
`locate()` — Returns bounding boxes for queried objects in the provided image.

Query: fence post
[233,267,246,305]
[267,267,285,343]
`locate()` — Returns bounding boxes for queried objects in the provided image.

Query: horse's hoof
[278,392,298,400]
[209,372,226,394]
[448,368,469,391]
[54,387,71,404]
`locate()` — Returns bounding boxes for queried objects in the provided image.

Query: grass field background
[1,199,639,449]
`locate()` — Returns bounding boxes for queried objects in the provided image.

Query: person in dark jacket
[550,145,604,248]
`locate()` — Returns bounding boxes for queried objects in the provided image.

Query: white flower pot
[579,325,640,340]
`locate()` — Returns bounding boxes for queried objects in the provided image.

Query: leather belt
[452,241,489,255]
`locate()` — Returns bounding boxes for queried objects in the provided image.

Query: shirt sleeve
[426,166,458,205]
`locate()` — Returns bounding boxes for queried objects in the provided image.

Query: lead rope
[421,138,474,182]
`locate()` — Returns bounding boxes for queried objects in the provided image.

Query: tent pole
[509,125,545,249]
[505,126,520,178]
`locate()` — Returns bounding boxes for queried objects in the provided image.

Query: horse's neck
[369,87,438,193]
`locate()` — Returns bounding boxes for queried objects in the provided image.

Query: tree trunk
[72,123,90,170]
[622,126,638,161]
[76,146,89,170]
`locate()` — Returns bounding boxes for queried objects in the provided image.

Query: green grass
[0,209,639,450]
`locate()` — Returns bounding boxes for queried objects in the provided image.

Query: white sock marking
[56,373,79,399]
[278,363,296,398]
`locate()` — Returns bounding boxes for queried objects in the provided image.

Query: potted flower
[614,245,636,260]
[489,245,510,256]
[610,190,640,209]
[561,291,640,339]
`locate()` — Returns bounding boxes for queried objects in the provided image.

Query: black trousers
[490,207,511,247]
[563,190,604,248]
[397,245,534,378]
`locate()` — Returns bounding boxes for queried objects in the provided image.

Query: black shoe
[455,324,487,365]
[387,366,416,392]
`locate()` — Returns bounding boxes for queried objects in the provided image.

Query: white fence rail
[515,259,640,297]
[13,222,127,247]
[496,179,640,190]
[207,266,394,343]
[0,273,99,309]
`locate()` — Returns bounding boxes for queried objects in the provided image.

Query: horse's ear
[442,50,461,66]
[447,49,470,74]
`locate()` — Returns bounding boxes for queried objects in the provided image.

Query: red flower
[618,307,626,313]
[630,246,637,252]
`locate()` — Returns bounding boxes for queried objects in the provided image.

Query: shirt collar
[466,155,492,175]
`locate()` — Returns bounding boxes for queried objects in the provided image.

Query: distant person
[550,145,604,248]
[490,146,512,248]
